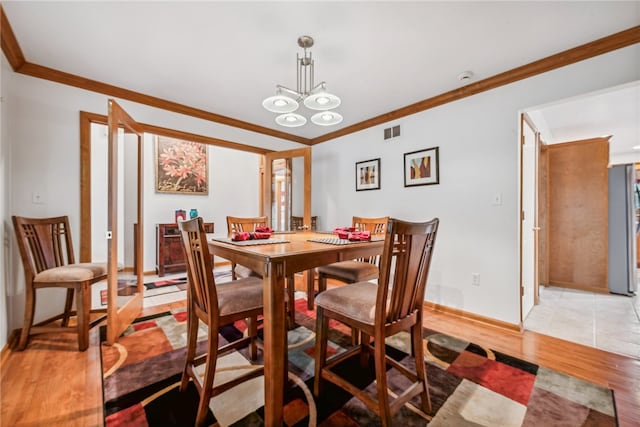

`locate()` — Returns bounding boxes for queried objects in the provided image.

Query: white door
[521,114,538,322]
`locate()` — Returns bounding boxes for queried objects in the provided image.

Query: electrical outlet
[472,273,481,286]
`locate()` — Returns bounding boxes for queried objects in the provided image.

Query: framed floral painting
[155,136,209,194]
[404,147,439,187]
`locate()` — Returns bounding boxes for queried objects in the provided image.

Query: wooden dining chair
[309,216,388,310]
[178,217,265,427]
[291,215,318,231]
[12,215,108,351]
[226,215,296,326]
[225,215,270,280]
[313,217,439,426]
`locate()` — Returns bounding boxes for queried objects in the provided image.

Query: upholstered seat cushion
[317,260,379,282]
[217,276,263,317]
[234,264,262,279]
[315,281,380,326]
[34,262,108,283]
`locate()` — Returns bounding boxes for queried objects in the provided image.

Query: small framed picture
[404,147,439,187]
[355,158,381,191]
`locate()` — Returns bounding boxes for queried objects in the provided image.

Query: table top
[209,231,385,261]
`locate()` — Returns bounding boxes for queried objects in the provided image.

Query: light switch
[492,193,503,206]
[31,192,45,204]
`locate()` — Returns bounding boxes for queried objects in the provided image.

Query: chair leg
[231,262,238,281]
[286,275,295,326]
[312,272,328,311]
[359,332,371,367]
[373,335,393,426]
[196,338,218,427]
[61,288,75,327]
[306,269,315,310]
[313,307,329,397]
[247,316,258,361]
[18,285,36,351]
[411,323,432,414]
[351,328,360,346]
[180,302,199,392]
[76,283,91,351]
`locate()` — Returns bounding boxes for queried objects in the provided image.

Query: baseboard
[545,281,610,294]
[423,301,522,333]
[0,329,20,368]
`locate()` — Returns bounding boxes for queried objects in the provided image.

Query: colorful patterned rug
[101,298,617,426]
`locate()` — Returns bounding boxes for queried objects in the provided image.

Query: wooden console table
[156,222,214,276]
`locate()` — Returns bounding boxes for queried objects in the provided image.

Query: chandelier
[262,35,342,127]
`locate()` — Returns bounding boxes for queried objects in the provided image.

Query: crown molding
[0,6,310,146]
[0,5,25,70]
[309,25,640,145]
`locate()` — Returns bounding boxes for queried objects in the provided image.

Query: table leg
[263,260,286,426]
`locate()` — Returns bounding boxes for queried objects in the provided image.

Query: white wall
[1,55,302,346]
[312,44,640,325]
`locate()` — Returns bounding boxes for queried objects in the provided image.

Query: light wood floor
[1,300,639,427]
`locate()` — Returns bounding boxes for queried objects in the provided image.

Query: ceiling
[2,1,639,146]
[528,81,639,157]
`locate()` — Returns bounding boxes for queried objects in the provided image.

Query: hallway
[524,285,640,359]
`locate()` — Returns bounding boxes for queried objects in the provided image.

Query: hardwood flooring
[1,300,638,427]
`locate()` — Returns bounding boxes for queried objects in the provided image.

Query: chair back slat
[352,216,388,264]
[377,218,439,324]
[12,216,74,277]
[179,218,217,318]
[226,216,268,236]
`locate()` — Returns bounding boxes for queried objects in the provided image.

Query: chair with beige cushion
[309,216,388,309]
[226,215,296,326]
[313,217,439,426]
[12,215,108,351]
[226,215,270,280]
[178,217,264,427]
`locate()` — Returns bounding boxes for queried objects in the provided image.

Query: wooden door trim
[264,148,312,230]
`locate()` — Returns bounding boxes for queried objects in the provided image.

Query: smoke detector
[457,71,474,82]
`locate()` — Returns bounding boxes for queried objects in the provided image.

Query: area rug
[101,298,617,426]
[142,270,232,299]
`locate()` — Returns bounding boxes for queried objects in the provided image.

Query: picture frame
[355,158,381,191]
[155,136,209,195]
[404,147,439,187]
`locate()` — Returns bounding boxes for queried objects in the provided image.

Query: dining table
[208,230,385,426]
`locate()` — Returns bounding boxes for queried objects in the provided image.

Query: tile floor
[524,285,640,359]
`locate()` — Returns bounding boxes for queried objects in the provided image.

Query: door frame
[263,147,312,231]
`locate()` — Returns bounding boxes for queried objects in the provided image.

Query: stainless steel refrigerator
[608,164,638,295]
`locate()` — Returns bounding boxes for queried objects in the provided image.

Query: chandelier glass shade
[263,35,342,127]
[311,111,343,126]
[262,93,299,113]
[275,113,307,127]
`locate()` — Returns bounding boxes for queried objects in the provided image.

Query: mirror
[264,147,311,231]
